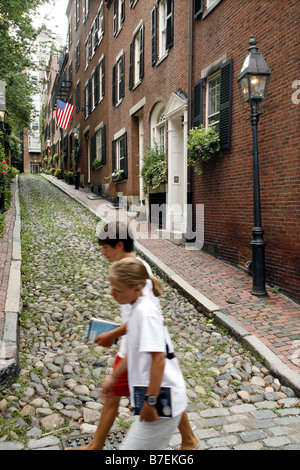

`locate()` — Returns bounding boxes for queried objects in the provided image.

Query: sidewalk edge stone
[0,176,21,386]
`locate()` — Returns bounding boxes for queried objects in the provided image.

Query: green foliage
[0,0,50,132]
[187,125,220,175]
[54,168,62,179]
[141,142,167,192]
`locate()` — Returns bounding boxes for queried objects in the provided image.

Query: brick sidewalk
[0,181,16,341]
[42,175,300,375]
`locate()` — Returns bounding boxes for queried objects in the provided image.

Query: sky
[33,0,69,42]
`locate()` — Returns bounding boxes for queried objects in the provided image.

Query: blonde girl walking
[100,257,187,450]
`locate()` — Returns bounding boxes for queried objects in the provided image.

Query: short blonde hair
[109,258,163,297]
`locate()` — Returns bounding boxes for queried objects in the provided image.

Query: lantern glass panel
[249,74,268,100]
[239,76,250,102]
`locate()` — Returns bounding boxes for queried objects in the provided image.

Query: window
[129,25,144,90]
[91,125,106,167]
[84,79,92,119]
[151,0,173,66]
[194,59,233,150]
[99,56,105,101]
[83,0,89,23]
[75,41,80,72]
[68,18,72,48]
[207,72,220,130]
[113,0,125,36]
[158,0,167,59]
[96,2,105,42]
[112,132,128,180]
[90,24,95,60]
[151,103,166,152]
[112,53,125,106]
[75,0,80,29]
[85,38,89,70]
[75,81,80,112]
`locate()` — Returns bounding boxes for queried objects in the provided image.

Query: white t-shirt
[118,257,156,358]
[126,295,187,418]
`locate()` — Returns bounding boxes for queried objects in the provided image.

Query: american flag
[55,99,75,130]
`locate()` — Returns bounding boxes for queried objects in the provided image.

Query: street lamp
[237,36,271,296]
[73,126,80,190]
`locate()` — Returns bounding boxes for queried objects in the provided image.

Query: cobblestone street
[0,175,300,451]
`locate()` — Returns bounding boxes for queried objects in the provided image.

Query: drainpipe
[187,0,194,228]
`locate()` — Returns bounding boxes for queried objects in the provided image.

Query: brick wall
[192,0,300,300]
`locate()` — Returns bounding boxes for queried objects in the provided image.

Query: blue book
[133,386,173,418]
[86,318,120,342]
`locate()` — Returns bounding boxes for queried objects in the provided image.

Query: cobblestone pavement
[0,175,300,451]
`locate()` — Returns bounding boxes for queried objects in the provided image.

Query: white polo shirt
[126,295,187,418]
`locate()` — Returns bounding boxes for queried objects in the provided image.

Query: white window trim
[98,54,105,102]
[203,0,223,19]
[96,127,103,160]
[158,0,167,60]
[206,71,221,129]
[85,38,89,71]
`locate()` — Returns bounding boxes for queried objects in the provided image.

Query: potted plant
[106,169,125,183]
[92,158,103,170]
[66,171,74,184]
[187,125,220,175]
[141,143,167,193]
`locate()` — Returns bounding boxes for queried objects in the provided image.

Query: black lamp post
[73,126,80,190]
[237,36,271,296]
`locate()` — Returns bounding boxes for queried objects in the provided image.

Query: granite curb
[0,175,21,386]
[36,174,300,397]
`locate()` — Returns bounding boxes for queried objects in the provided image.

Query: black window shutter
[91,133,96,162]
[100,2,104,35]
[112,140,116,171]
[112,64,117,105]
[120,53,125,99]
[194,0,204,19]
[121,0,125,23]
[120,133,128,179]
[139,25,145,80]
[83,84,87,118]
[166,0,174,51]
[102,56,105,97]
[219,58,233,150]
[101,125,106,165]
[194,79,204,127]
[88,78,92,113]
[89,32,92,59]
[113,0,118,35]
[129,40,134,90]
[151,7,157,66]
[94,65,99,104]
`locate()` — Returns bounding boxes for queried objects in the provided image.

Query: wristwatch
[145,395,158,406]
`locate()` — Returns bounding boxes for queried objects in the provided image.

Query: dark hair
[97,221,134,253]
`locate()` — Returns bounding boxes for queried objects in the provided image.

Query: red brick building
[50,0,299,301]
[191,0,299,301]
